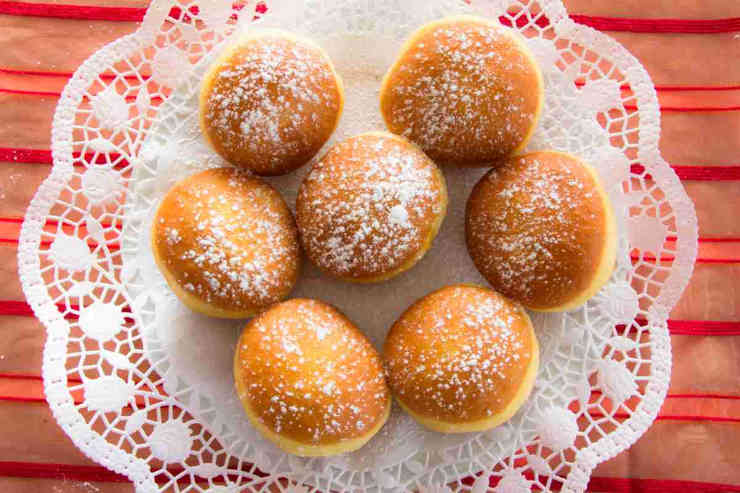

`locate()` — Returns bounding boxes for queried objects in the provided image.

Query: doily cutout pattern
[18,0,698,492]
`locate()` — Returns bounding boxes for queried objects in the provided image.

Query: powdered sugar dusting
[382,17,541,163]
[466,152,607,308]
[153,168,299,312]
[236,299,389,445]
[297,133,445,280]
[202,31,342,174]
[384,285,534,421]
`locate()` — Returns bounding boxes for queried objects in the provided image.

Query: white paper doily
[19,0,698,492]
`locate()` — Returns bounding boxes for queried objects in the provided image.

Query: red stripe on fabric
[0,238,52,247]
[631,254,740,264]
[0,237,120,250]
[0,147,127,167]
[1,389,736,422]
[0,87,163,103]
[0,1,254,23]
[5,299,740,338]
[589,411,740,423]
[0,217,120,232]
[0,300,86,320]
[6,85,740,111]
[2,1,740,33]
[7,372,740,400]
[6,463,740,492]
[624,104,740,112]
[631,163,740,181]
[569,15,740,34]
[668,320,740,336]
[654,84,740,92]
[0,461,234,485]
[6,148,738,182]
[586,477,740,493]
[672,165,740,180]
[0,67,143,82]
[0,1,146,21]
[0,461,130,482]
[0,395,49,403]
[667,236,740,243]
[0,374,82,384]
[657,415,740,423]
[667,393,740,400]
[3,68,738,93]
[618,319,740,337]
[0,147,53,164]
[0,87,59,97]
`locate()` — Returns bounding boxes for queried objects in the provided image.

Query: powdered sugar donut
[466,151,617,311]
[151,167,300,318]
[383,284,539,433]
[296,131,447,283]
[200,29,344,176]
[234,298,391,456]
[380,15,543,165]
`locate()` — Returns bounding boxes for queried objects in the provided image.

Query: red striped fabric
[4,299,739,336]
[0,147,126,166]
[5,147,739,182]
[630,163,740,181]
[568,15,740,34]
[623,104,740,112]
[2,461,740,492]
[0,1,146,21]
[667,393,740,400]
[1,1,740,34]
[5,86,740,113]
[668,320,740,336]
[2,66,737,93]
[585,477,740,493]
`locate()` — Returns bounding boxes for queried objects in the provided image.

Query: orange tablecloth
[0,1,738,491]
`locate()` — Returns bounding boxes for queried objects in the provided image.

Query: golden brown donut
[296,131,448,283]
[380,15,543,165]
[466,150,617,312]
[199,29,344,176]
[151,167,300,318]
[234,298,391,456]
[383,284,538,433]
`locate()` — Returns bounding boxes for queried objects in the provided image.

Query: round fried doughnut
[380,15,543,165]
[234,298,391,456]
[296,131,447,283]
[200,29,344,176]
[466,150,617,311]
[151,167,300,318]
[383,284,539,433]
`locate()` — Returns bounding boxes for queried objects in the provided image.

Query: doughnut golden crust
[380,15,543,165]
[234,299,391,456]
[383,284,538,433]
[466,151,617,312]
[199,29,344,176]
[296,131,448,283]
[151,168,300,319]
